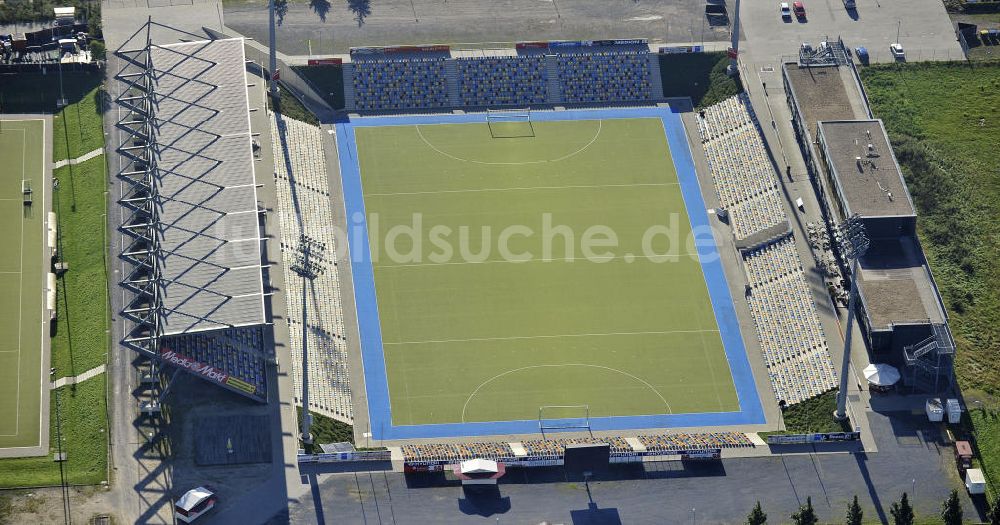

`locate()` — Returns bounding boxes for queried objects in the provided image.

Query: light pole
[895,20,901,45]
[291,234,326,445]
[834,215,869,421]
[268,0,279,101]
[727,0,741,76]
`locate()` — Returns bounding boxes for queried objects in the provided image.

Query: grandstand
[399,432,756,467]
[352,56,450,111]
[457,55,547,107]
[269,113,354,423]
[698,95,838,406]
[343,40,659,111]
[114,32,271,402]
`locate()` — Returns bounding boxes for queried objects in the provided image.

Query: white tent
[863,363,901,386]
[460,458,499,475]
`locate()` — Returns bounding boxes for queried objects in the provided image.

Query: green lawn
[860,61,1000,502]
[764,390,851,436]
[0,74,109,488]
[51,158,110,378]
[0,72,104,162]
[293,65,345,109]
[970,409,1000,500]
[0,118,47,449]
[0,376,108,488]
[355,118,738,425]
[659,52,743,108]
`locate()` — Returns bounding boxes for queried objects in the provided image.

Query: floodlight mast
[290,234,326,445]
[834,215,869,421]
[727,0,741,76]
[268,0,278,100]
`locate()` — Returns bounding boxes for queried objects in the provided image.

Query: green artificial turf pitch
[0,118,46,448]
[355,118,739,426]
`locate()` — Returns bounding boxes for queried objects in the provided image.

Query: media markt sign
[160,347,231,384]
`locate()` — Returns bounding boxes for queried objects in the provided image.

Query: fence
[298,450,391,463]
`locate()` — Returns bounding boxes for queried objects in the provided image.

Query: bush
[89,40,106,62]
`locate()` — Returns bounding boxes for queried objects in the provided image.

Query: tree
[846,495,863,525]
[89,40,106,62]
[273,0,289,25]
[347,0,371,27]
[791,497,818,525]
[890,492,914,525]
[941,490,962,525]
[747,500,767,525]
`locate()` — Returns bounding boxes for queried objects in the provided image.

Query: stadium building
[783,46,954,392]
[115,29,272,402]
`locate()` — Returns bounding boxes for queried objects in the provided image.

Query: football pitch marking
[414,119,602,165]
[374,252,701,269]
[383,328,721,346]
[461,363,673,423]
[365,181,678,197]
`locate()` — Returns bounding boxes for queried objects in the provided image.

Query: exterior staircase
[544,54,563,104]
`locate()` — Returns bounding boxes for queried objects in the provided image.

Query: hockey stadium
[92,15,964,520]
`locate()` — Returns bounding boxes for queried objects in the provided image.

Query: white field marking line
[366,181,678,197]
[384,328,720,346]
[14,124,26,436]
[414,119,602,166]
[375,252,701,269]
[461,363,672,423]
[0,271,22,274]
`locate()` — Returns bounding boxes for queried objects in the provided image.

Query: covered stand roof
[149,38,265,335]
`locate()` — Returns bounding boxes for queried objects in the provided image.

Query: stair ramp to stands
[544,54,563,104]
[342,63,356,110]
[647,54,664,100]
[903,323,954,392]
[444,59,462,107]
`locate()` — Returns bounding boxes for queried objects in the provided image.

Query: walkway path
[53,147,104,168]
[51,364,106,389]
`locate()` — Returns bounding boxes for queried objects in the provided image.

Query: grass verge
[271,87,320,126]
[0,375,108,488]
[0,72,104,162]
[292,65,345,110]
[970,409,1000,500]
[51,158,110,378]
[297,409,354,454]
[659,52,742,108]
[0,72,109,489]
[860,60,1000,503]
[764,390,852,435]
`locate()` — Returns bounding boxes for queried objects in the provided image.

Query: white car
[890,43,905,60]
[175,486,217,523]
[780,2,792,19]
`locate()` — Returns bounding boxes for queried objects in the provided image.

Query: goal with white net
[538,404,591,433]
[486,108,534,138]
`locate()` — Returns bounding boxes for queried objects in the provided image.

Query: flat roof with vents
[149,38,265,336]
[817,119,916,218]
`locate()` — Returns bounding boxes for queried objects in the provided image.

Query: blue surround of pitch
[334,106,765,440]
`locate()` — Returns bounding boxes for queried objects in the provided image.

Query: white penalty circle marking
[414,120,602,166]
[460,363,672,423]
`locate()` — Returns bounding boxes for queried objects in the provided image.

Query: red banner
[307,58,343,66]
[516,41,549,49]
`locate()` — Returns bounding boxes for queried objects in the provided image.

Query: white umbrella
[863,363,901,386]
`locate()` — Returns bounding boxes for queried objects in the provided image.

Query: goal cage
[538,405,591,433]
[486,108,535,138]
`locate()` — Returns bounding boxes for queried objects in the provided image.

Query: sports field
[0,118,47,449]
[351,115,746,429]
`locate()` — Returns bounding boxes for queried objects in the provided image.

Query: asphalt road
[284,408,981,524]
[223,0,732,55]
